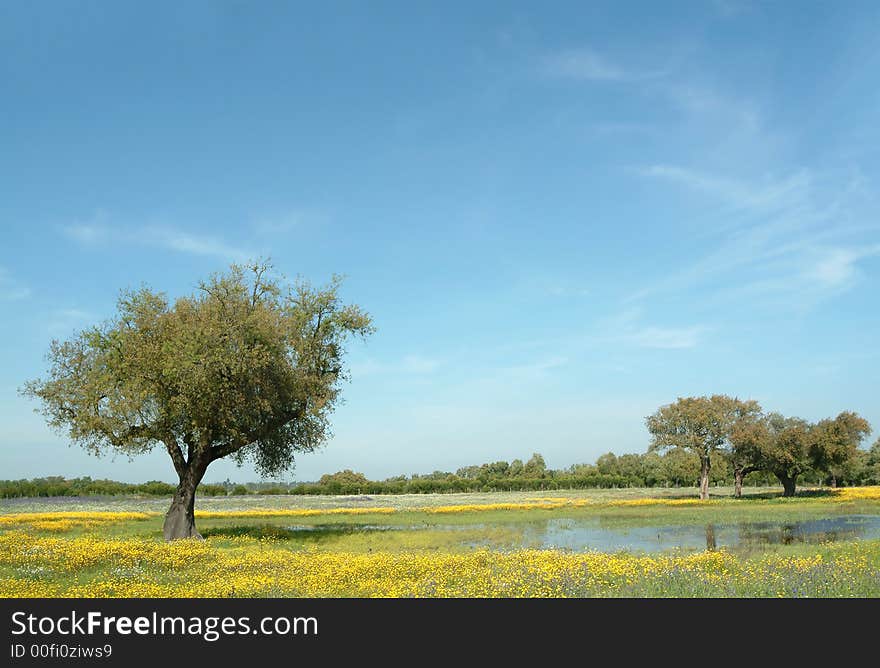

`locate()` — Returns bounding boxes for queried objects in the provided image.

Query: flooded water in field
[281,514,880,553]
[531,515,880,553]
[285,524,402,533]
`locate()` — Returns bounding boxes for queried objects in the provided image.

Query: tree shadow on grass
[734,489,839,500]
[200,525,298,540]
[200,523,382,541]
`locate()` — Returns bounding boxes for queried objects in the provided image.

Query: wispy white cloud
[589,122,656,137]
[63,219,251,261]
[712,0,752,18]
[598,308,707,350]
[547,285,590,298]
[251,209,325,236]
[499,355,568,378]
[806,245,880,289]
[64,224,107,244]
[540,48,627,81]
[61,210,112,245]
[47,308,92,334]
[400,355,442,374]
[146,228,247,260]
[626,326,705,350]
[539,47,669,84]
[639,164,810,216]
[633,163,879,308]
[660,83,761,131]
[0,267,31,301]
[518,275,590,299]
[351,354,442,378]
[537,37,879,317]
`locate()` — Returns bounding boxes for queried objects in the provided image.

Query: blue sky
[2,1,879,483]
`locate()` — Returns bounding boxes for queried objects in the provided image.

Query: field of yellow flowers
[2,529,878,597]
[1,487,879,597]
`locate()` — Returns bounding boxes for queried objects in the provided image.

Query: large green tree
[646,395,760,500]
[809,411,871,487]
[758,413,813,497]
[22,262,373,539]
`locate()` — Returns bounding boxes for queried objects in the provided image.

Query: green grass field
[2,486,879,597]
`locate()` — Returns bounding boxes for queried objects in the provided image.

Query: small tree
[831,449,871,487]
[482,461,511,478]
[728,417,769,498]
[595,452,619,476]
[318,470,369,487]
[867,439,880,485]
[724,400,764,497]
[646,395,759,500]
[508,459,524,478]
[617,453,646,486]
[640,451,664,487]
[22,261,373,539]
[523,453,548,478]
[660,447,700,487]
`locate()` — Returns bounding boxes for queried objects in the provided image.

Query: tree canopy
[727,412,770,497]
[646,395,760,499]
[646,397,872,498]
[23,261,373,538]
[810,412,872,485]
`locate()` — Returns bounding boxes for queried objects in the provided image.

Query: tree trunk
[163,463,207,540]
[699,457,710,500]
[734,470,744,498]
[830,473,837,488]
[777,473,797,497]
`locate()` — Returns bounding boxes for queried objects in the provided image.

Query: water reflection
[536,515,880,553]
[267,514,880,554]
[735,518,868,548]
[705,524,717,551]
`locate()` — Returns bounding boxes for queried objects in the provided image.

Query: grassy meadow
[2,486,880,597]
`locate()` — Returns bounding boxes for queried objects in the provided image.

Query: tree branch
[210,439,246,462]
[164,438,187,478]
[251,264,267,308]
[183,432,196,464]
[209,406,305,462]
[100,423,152,449]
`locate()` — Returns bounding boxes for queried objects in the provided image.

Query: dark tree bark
[734,470,744,498]
[163,459,208,540]
[733,466,758,499]
[699,456,711,500]
[777,473,798,497]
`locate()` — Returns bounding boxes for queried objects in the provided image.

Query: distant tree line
[4,438,879,499]
[0,477,228,499]
[3,396,876,499]
[283,435,880,496]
